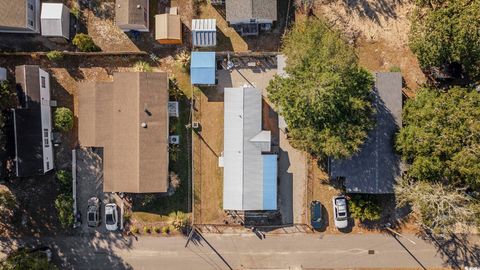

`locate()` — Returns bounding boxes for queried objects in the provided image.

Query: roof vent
[141,122,147,128]
[137,4,141,9]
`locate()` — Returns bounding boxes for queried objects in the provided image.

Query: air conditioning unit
[168,101,179,117]
[192,121,200,129]
[169,135,180,145]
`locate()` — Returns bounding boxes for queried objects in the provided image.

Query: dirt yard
[312,0,426,93]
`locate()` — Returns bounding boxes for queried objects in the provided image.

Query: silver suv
[87,197,101,227]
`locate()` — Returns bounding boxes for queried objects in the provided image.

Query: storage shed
[40,3,70,39]
[190,52,216,85]
[192,19,216,47]
[155,13,181,44]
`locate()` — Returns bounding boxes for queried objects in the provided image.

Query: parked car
[105,203,118,231]
[310,200,323,229]
[87,197,101,227]
[332,196,348,229]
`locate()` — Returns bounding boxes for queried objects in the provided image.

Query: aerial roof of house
[115,0,149,29]
[155,14,181,42]
[0,0,28,29]
[223,87,277,210]
[13,65,53,177]
[41,3,70,39]
[330,72,403,194]
[78,72,169,193]
[192,19,216,47]
[190,52,216,85]
[226,0,277,22]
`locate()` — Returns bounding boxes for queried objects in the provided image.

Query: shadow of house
[329,72,403,195]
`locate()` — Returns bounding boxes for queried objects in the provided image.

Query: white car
[332,196,348,229]
[105,203,118,231]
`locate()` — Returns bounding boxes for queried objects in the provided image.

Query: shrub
[46,50,64,61]
[123,212,131,222]
[56,170,72,193]
[161,226,170,235]
[0,189,16,215]
[130,226,139,234]
[153,226,161,233]
[143,226,150,234]
[348,195,382,222]
[72,33,99,52]
[55,194,74,229]
[70,6,81,19]
[389,66,401,72]
[169,172,181,190]
[134,61,153,72]
[168,211,189,230]
[175,50,190,73]
[54,107,74,132]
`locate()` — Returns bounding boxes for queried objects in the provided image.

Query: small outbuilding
[40,3,70,39]
[190,52,216,85]
[192,19,216,47]
[115,0,149,32]
[155,13,181,44]
[0,67,6,81]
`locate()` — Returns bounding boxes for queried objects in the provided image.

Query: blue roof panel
[262,155,277,210]
[191,52,216,84]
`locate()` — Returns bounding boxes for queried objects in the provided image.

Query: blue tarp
[190,52,216,85]
[262,155,278,210]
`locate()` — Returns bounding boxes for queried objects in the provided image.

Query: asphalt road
[5,232,477,269]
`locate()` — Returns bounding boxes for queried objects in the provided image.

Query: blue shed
[190,52,216,85]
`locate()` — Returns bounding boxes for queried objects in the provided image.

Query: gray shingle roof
[226,0,277,22]
[330,72,403,194]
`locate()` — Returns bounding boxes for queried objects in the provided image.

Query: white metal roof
[192,19,216,31]
[223,87,276,210]
[41,3,70,38]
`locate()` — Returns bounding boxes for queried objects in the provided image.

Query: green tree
[56,170,72,193]
[267,18,374,158]
[0,250,57,270]
[54,107,74,132]
[409,0,480,79]
[0,80,15,152]
[0,189,16,215]
[348,195,382,222]
[54,194,74,229]
[396,87,480,189]
[72,33,100,52]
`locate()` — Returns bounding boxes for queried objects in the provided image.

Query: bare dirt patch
[312,0,426,92]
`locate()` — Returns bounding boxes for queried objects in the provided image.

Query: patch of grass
[132,212,168,223]
[389,66,401,72]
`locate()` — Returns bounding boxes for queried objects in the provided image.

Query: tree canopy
[409,0,480,79]
[267,18,374,159]
[54,107,74,132]
[396,87,480,189]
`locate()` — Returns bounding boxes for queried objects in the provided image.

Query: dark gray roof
[330,72,402,194]
[226,0,277,22]
[13,65,44,177]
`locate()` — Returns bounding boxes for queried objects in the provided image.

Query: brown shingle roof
[0,0,27,29]
[78,72,169,193]
[115,0,149,28]
[226,0,277,22]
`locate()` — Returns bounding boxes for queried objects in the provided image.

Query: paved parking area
[75,147,123,234]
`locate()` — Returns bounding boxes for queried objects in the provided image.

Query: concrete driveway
[75,147,123,234]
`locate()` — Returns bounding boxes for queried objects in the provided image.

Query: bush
[168,211,189,230]
[134,61,153,72]
[72,33,99,52]
[161,226,170,235]
[0,189,16,215]
[348,195,382,222]
[0,250,58,270]
[175,50,190,73]
[169,172,181,190]
[143,226,150,234]
[130,226,139,234]
[70,6,81,19]
[153,226,161,233]
[56,170,72,193]
[54,107,74,132]
[46,50,64,61]
[55,194,74,229]
[389,66,401,72]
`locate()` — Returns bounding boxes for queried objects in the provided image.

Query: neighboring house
[192,19,216,47]
[115,0,149,32]
[155,13,181,44]
[221,87,278,211]
[13,65,54,177]
[0,0,41,33]
[190,52,216,85]
[330,72,403,194]
[78,72,169,193]
[40,3,70,39]
[225,0,277,36]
